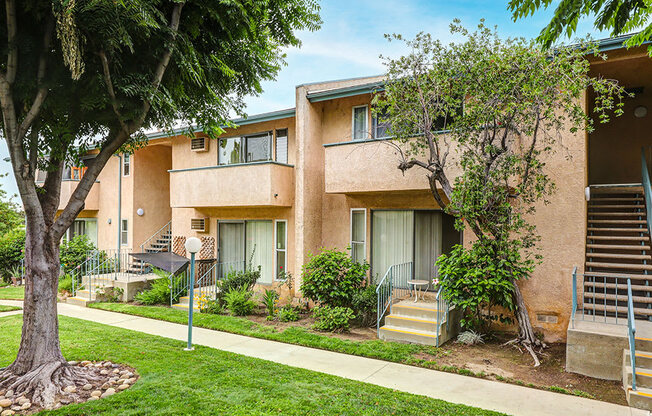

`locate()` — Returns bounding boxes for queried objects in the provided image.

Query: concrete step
[392,302,442,321]
[625,349,652,369]
[638,337,652,351]
[385,315,441,332]
[586,262,652,271]
[626,386,652,411]
[585,281,652,292]
[589,219,647,225]
[66,296,94,307]
[171,303,200,312]
[590,185,643,194]
[378,325,440,346]
[590,197,644,202]
[585,291,652,304]
[589,204,645,209]
[583,271,652,281]
[587,227,649,233]
[588,235,650,241]
[624,365,652,389]
[580,303,652,316]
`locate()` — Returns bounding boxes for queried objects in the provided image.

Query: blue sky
[0,0,607,200]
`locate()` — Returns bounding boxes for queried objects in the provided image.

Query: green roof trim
[306,81,385,103]
[146,108,295,140]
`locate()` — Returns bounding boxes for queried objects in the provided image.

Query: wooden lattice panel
[199,236,215,260]
[173,235,186,258]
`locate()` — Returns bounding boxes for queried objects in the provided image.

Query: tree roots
[0,361,102,409]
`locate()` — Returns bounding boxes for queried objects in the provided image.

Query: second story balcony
[169,161,294,208]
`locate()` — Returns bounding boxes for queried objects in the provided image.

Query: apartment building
[55,35,652,364]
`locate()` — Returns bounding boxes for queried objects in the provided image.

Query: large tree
[375,21,625,365]
[0,172,22,233]
[509,0,652,49]
[0,0,320,407]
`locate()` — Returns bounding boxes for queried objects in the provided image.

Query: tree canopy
[509,0,652,49]
[375,21,626,364]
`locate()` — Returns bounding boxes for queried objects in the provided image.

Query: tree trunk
[0,220,98,407]
[512,280,546,366]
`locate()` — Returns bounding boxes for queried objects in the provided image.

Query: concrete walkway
[0,300,647,416]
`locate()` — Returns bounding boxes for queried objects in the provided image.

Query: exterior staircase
[378,299,456,346]
[584,184,652,318]
[623,336,652,410]
[171,286,218,312]
[129,222,172,274]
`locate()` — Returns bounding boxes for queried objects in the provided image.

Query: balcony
[324,139,463,194]
[169,161,294,208]
[58,180,100,211]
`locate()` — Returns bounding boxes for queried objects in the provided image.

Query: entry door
[218,222,245,277]
[245,221,274,284]
[414,211,442,288]
[371,210,414,282]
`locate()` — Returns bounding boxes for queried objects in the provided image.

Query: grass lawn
[90,303,438,365]
[0,314,506,415]
[0,304,20,312]
[0,285,24,300]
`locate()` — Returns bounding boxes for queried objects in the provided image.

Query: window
[351,209,366,263]
[275,220,287,279]
[352,105,368,141]
[64,219,98,247]
[372,107,392,139]
[121,219,128,246]
[218,137,242,165]
[218,132,273,165]
[245,133,272,162]
[122,154,130,176]
[275,129,288,164]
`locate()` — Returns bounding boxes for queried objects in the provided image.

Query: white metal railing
[140,221,172,253]
[375,262,413,336]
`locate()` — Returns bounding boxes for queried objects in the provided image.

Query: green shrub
[300,248,370,308]
[351,284,378,327]
[0,228,24,284]
[96,286,124,302]
[200,299,224,315]
[224,287,257,316]
[60,235,98,275]
[262,288,280,319]
[277,305,300,322]
[436,241,531,332]
[134,271,186,305]
[217,267,260,306]
[58,274,73,294]
[313,306,355,332]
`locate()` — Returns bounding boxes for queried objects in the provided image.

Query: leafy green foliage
[262,288,280,320]
[58,274,73,294]
[135,273,182,306]
[313,306,356,333]
[59,235,97,276]
[0,174,22,235]
[216,267,260,306]
[509,0,652,51]
[224,288,256,316]
[277,305,300,322]
[437,242,532,332]
[200,299,224,315]
[301,248,370,308]
[351,284,378,327]
[0,228,25,284]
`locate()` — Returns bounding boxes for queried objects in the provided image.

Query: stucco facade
[56,43,652,342]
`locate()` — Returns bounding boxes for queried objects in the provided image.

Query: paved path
[0,300,647,416]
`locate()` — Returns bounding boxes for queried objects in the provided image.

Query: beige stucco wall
[169,163,294,208]
[57,180,100,211]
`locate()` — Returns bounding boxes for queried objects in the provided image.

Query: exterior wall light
[107,218,112,224]
[137,208,144,216]
[635,105,648,118]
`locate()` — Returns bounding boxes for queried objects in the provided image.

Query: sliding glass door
[371,210,444,286]
[371,211,414,281]
[245,221,274,284]
[218,222,245,276]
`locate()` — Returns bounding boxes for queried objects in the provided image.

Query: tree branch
[4,0,17,84]
[99,50,129,135]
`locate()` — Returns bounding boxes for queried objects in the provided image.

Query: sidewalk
[0,300,647,416]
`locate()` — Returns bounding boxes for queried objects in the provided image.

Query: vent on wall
[190,218,208,233]
[191,137,208,152]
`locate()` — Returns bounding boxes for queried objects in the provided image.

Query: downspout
[117,154,122,269]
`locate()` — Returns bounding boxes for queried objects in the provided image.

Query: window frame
[274,219,288,281]
[372,107,392,140]
[351,105,369,141]
[244,132,273,163]
[120,219,128,246]
[122,154,131,177]
[350,208,367,263]
[217,131,274,165]
[275,128,288,164]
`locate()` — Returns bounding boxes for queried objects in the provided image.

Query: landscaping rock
[63,385,76,394]
[100,388,115,398]
[1,409,14,416]
[101,383,110,390]
[112,369,120,374]
[90,391,102,398]
[0,399,12,408]
[103,362,112,367]
[60,398,71,405]
[20,402,30,410]
[80,360,91,366]
[82,384,93,391]
[88,396,99,401]
[94,363,102,368]
[16,398,28,406]
[100,369,109,375]
[9,407,19,412]
[68,361,78,366]
[4,391,12,398]
[117,384,130,391]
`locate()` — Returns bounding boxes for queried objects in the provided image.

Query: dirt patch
[419,334,626,405]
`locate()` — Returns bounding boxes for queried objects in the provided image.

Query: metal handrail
[641,149,652,234]
[375,262,413,336]
[628,279,637,391]
[140,221,172,253]
[72,250,101,297]
[571,266,577,329]
[376,266,393,336]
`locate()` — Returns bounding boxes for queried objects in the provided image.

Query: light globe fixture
[635,105,648,118]
[183,236,202,351]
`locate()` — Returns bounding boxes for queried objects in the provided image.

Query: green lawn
[0,315,506,415]
[90,303,439,366]
[0,304,20,312]
[0,285,24,300]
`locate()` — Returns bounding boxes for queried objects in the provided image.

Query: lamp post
[184,237,202,351]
